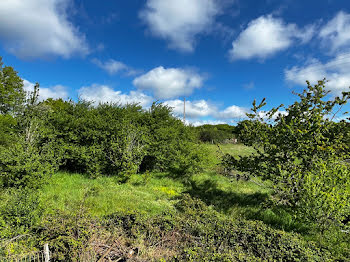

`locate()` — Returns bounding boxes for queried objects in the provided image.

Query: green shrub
[0,114,18,147]
[141,103,204,175]
[174,195,331,262]
[100,196,335,261]
[0,142,57,189]
[295,160,350,229]
[39,100,204,180]
[226,80,350,227]
[196,124,237,144]
[37,211,96,262]
[0,188,42,241]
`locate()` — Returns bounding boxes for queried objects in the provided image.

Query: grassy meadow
[39,144,293,230]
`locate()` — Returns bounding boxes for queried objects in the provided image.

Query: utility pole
[183,97,186,124]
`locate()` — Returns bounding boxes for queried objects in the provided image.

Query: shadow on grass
[244,206,310,233]
[185,178,309,233]
[185,179,268,213]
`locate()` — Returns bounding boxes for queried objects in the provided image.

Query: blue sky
[1,0,350,125]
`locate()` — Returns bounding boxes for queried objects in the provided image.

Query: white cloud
[164,99,217,118]
[92,59,128,75]
[140,0,221,52]
[78,84,153,107]
[229,15,315,60]
[319,11,350,54]
[164,98,248,120]
[285,53,350,93]
[216,105,248,119]
[91,58,140,76]
[133,66,204,99]
[258,110,288,120]
[79,84,250,124]
[0,0,88,58]
[23,80,69,101]
[188,119,227,127]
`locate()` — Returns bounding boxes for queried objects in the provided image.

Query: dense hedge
[38,99,204,180]
[1,97,205,187]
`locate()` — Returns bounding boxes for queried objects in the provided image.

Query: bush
[140,103,203,175]
[0,189,42,239]
[174,195,331,262]
[0,189,42,257]
[295,160,350,230]
[0,142,57,189]
[4,194,338,261]
[97,196,335,261]
[37,211,96,261]
[39,100,204,180]
[226,80,350,228]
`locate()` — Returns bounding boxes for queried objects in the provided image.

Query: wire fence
[0,244,50,262]
[0,251,45,262]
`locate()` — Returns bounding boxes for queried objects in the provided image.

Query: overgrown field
[2,144,348,261]
[39,144,264,218]
[1,58,349,261]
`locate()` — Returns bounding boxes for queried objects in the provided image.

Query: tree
[0,57,25,115]
[224,80,350,228]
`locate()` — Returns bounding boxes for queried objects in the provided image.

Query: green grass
[39,143,304,232]
[39,143,259,218]
[39,172,185,217]
[201,143,256,169]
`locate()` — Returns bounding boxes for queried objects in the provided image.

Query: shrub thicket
[196,124,237,143]
[37,100,203,180]
[0,55,204,186]
[224,80,350,229]
[33,195,335,261]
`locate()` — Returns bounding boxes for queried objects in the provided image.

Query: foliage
[225,80,350,227]
[296,160,350,230]
[174,195,331,262]
[37,195,335,261]
[38,210,96,261]
[0,83,58,189]
[196,124,236,143]
[0,57,25,115]
[0,189,42,239]
[38,100,204,180]
[0,142,57,189]
[0,114,17,147]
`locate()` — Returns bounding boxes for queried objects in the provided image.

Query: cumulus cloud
[92,59,128,75]
[188,119,227,127]
[92,58,139,76]
[0,0,88,59]
[78,84,249,124]
[78,84,153,107]
[140,0,221,52]
[164,99,217,118]
[229,15,315,60]
[319,11,350,54]
[133,66,204,99]
[164,98,248,121]
[216,105,248,119]
[23,80,69,101]
[285,53,350,93]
